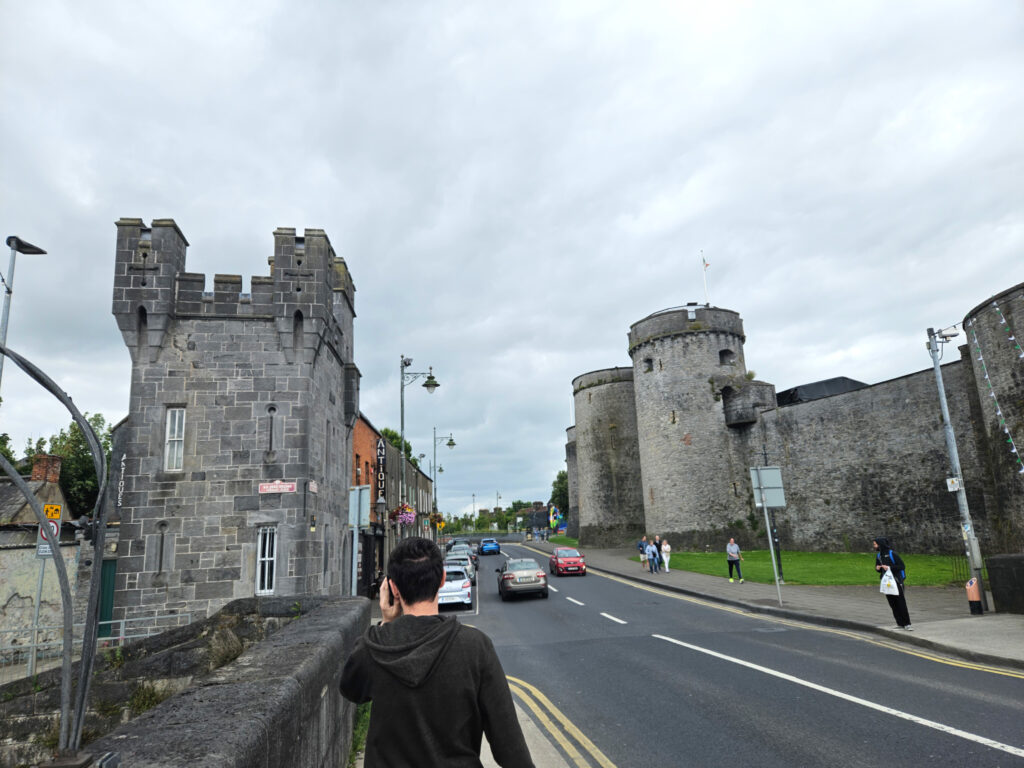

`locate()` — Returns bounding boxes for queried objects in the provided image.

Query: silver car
[496,558,548,601]
[439,566,473,609]
[445,555,476,585]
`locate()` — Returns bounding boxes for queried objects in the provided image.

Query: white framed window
[164,407,185,471]
[256,526,277,595]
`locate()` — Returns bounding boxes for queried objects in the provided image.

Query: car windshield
[557,549,581,558]
[507,559,538,571]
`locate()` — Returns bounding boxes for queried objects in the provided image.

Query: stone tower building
[571,368,644,546]
[109,218,359,623]
[627,305,775,545]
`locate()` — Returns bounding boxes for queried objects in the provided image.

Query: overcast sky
[1,1,1021,517]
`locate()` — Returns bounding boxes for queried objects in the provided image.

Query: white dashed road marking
[566,597,585,606]
[600,613,627,624]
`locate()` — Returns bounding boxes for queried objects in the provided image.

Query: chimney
[31,455,63,484]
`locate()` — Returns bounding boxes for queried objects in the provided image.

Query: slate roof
[0,479,47,524]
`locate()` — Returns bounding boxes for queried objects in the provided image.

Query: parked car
[479,538,501,555]
[439,566,473,609]
[446,537,472,553]
[549,547,587,576]
[449,544,478,568]
[496,558,548,601]
[445,555,476,585]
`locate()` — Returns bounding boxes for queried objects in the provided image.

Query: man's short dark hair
[387,537,443,605]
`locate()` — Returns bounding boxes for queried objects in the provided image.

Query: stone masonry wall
[628,307,751,546]
[84,596,369,768]
[750,361,986,554]
[962,283,1024,551]
[565,426,579,538]
[572,369,644,547]
[109,220,358,623]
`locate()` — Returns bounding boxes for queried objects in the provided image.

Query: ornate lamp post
[399,355,439,506]
[433,427,456,514]
[0,236,46,401]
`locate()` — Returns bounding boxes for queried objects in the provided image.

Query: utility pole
[927,327,988,611]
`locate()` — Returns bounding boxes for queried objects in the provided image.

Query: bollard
[966,577,984,615]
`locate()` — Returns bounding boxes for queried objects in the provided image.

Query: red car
[549,547,587,576]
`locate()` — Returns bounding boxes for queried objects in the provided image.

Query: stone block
[987,554,1024,614]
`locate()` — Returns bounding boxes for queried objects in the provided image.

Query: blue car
[479,538,501,555]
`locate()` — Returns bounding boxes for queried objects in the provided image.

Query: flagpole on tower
[701,251,710,305]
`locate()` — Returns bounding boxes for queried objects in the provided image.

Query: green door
[97,559,117,637]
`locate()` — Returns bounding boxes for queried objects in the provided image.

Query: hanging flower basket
[389,503,416,526]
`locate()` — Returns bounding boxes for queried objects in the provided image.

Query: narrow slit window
[165,407,185,471]
[256,526,277,595]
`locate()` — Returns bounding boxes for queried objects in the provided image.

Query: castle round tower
[628,304,758,546]
[963,281,1024,549]
[571,368,644,547]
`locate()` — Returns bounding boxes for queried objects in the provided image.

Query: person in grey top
[726,538,744,583]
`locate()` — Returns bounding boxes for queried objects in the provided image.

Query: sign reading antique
[258,481,297,494]
[375,437,387,503]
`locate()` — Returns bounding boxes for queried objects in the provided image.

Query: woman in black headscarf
[874,537,911,630]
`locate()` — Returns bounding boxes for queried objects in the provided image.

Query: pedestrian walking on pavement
[645,539,660,573]
[638,535,648,569]
[874,536,912,630]
[340,537,535,767]
[726,537,744,583]
[661,538,672,572]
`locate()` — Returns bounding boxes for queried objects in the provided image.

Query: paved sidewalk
[526,539,1024,671]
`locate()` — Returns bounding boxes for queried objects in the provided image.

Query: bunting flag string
[990,299,1024,360]
[966,316,1024,474]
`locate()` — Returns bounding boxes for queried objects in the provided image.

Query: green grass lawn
[652,550,965,586]
[542,535,964,586]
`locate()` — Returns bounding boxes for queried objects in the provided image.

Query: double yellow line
[506,675,617,768]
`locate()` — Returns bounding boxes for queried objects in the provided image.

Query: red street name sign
[259,481,297,494]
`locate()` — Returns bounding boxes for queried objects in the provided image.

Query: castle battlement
[628,304,745,354]
[112,219,356,363]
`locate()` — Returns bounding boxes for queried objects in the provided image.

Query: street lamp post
[399,355,439,507]
[927,327,988,611]
[0,236,46,401]
[433,427,456,514]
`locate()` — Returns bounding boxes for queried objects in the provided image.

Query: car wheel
[500,590,509,602]
[541,589,549,599]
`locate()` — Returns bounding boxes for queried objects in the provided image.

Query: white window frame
[164,407,185,471]
[256,526,277,595]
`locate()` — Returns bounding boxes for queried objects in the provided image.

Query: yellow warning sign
[44,504,62,520]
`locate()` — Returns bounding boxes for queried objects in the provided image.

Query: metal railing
[0,613,192,685]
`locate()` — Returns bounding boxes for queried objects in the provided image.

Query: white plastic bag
[880,570,899,596]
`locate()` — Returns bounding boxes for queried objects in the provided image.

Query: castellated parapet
[571,368,644,547]
[109,218,360,624]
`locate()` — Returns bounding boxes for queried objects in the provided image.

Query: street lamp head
[446,437,456,449]
[422,367,439,393]
[438,465,444,473]
[5,236,46,255]
[402,355,412,368]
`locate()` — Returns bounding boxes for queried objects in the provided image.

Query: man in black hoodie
[340,537,534,767]
[874,536,912,630]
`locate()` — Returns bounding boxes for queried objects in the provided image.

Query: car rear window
[446,569,467,581]
[508,559,537,570]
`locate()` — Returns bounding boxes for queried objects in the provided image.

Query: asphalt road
[448,543,1024,768]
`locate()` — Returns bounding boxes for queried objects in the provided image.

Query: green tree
[380,427,419,468]
[40,413,112,517]
[549,470,568,513]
